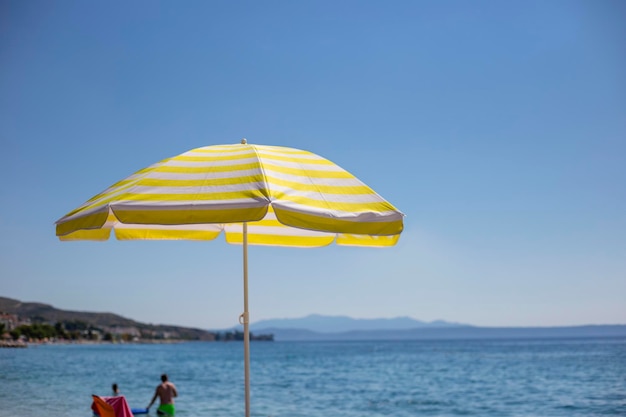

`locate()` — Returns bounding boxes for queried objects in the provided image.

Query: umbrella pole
[242,221,251,417]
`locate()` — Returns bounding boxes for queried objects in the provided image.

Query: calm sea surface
[0,338,625,417]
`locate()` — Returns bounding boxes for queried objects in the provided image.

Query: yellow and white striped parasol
[55,139,404,417]
[56,140,403,246]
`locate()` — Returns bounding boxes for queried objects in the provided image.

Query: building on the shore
[101,326,142,342]
[0,313,22,332]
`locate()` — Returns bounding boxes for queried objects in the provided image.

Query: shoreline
[0,340,27,348]
[0,339,187,348]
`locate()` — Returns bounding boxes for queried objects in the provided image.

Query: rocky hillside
[0,296,215,341]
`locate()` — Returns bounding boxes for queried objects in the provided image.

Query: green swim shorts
[157,403,175,416]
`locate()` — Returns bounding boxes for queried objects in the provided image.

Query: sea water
[0,338,625,417]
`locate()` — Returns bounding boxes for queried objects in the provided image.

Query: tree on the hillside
[54,322,68,339]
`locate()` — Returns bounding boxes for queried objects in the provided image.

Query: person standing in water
[111,383,120,396]
[148,374,178,416]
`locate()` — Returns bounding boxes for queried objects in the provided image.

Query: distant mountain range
[248,314,626,341]
[249,314,465,333]
[254,325,626,341]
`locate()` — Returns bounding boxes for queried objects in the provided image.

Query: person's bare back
[156,381,177,404]
[148,374,178,415]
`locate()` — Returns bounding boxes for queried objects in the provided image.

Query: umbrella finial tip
[241,138,247,144]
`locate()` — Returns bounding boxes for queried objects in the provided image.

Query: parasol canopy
[56,141,403,246]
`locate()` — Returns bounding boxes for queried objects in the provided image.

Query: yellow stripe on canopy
[115,228,222,241]
[336,234,400,247]
[59,229,112,241]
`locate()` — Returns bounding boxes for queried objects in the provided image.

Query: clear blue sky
[1,0,624,329]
